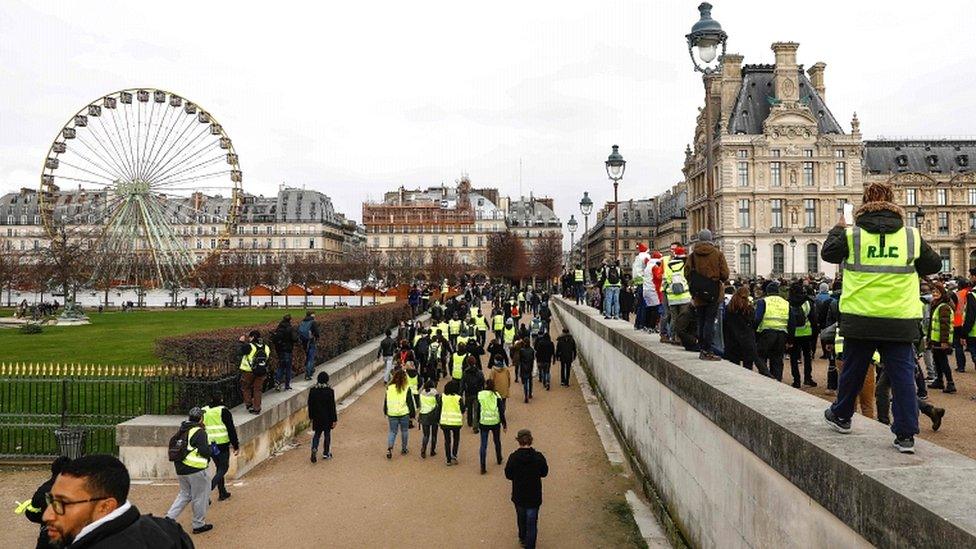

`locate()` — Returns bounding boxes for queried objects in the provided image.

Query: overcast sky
[2,1,975,242]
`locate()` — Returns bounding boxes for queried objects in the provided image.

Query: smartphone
[843,203,854,225]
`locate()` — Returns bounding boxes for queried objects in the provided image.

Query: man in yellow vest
[15,456,70,548]
[663,248,694,348]
[755,281,789,381]
[574,265,586,305]
[821,182,941,454]
[475,310,489,347]
[203,394,239,502]
[477,379,507,474]
[786,282,817,389]
[238,330,270,414]
[439,380,465,465]
[492,306,506,341]
[166,407,213,534]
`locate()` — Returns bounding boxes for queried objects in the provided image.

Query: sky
[2,0,975,246]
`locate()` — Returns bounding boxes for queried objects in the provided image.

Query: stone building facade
[683,42,863,278]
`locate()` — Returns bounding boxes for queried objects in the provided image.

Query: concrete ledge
[552,297,976,549]
[117,330,389,480]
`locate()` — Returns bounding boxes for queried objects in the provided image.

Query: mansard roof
[728,65,843,136]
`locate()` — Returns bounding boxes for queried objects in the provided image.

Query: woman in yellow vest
[755,281,789,381]
[927,282,956,393]
[477,379,507,474]
[418,380,440,459]
[439,380,466,466]
[786,281,817,389]
[384,369,416,459]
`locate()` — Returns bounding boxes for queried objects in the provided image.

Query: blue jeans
[383,356,394,383]
[830,338,919,437]
[537,361,551,387]
[634,290,646,329]
[478,424,502,469]
[515,505,540,548]
[387,416,409,450]
[275,351,293,388]
[575,283,585,305]
[522,376,533,400]
[695,301,719,355]
[603,286,620,318]
[303,339,317,378]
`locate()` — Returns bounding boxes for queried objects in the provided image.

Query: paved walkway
[2,310,654,548]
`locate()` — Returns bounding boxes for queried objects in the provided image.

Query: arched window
[739,243,752,275]
[806,243,819,274]
[969,250,976,272]
[772,243,785,275]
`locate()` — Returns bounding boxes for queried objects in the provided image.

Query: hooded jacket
[684,241,729,307]
[504,447,549,507]
[67,505,192,549]
[821,200,941,342]
[173,421,211,476]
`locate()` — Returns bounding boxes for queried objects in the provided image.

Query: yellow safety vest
[386,384,410,417]
[758,296,789,332]
[419,393,438,415]
[239,343,270,372]
[930,302,954,344]
[475,315,488,331]
[492,314,505,331]
[795,302,812,337]
[439,394,463,426]
[574,269,584,282]
[840,226,922,323]
[437,322,449,339]
[13,499,40,515]
[448,320,462,335]
[834,324,845,357]
[183,426,208,469]
[413,333,422,346]
[503,327,516,344]
[407,372,419,395]
[663,259,691,305]
[477,390,500,426]
[470,306,480,318]
[201,405,229,445]
[456,335,470,350]
[452,352,466,380]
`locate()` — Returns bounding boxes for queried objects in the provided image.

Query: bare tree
[33,223,90,309]
[428,246,462,286]
[531,231,563,289]
[191,252,226,305]
[486,230,529,283]
[0,240,20,307]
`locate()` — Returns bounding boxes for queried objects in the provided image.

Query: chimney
[719,53,744,130]
[771,42,800,104]
[807,62,826,100]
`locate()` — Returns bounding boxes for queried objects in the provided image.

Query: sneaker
[421,448,426,459]
[386,448,392,460]
[480,467,487,475]
[430,450,437,457]
[791,381,801,389]
[824,409,852,434]
[311,452,317,463]
[932,408,945,432]
[699,352,721,362]
[944,383,957,394]
[803,379,818,387]
[955,368,965,373]
[893,436,915,454]
[192,524,214,535]
[927,381,945,390]
[324,453,333,460]
[218,492,232,501]
[249,409,260,415]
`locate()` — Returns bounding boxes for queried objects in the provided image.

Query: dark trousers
[478,424,502,469]
[522,376,533,401]
[789,336,814,383]
[516,505,540,549]
[933,347,954,385]
[575,283,585,305]
[757,330,786,381]
[695,301,720,354]
[735,344,769,377]
[421,423,438,454]
[311,427,332,454]
[560,359,572,385]
[441,426,460,461]
[464,394,478,429]
[830,338,919,437]
[210,444,230,496]
[275,351,293,388]
[634,290,646,329]
[477,330,487,346]
[953,327,967,370]
[538,361,551,388]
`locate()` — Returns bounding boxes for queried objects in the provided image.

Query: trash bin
[54,427,87,459]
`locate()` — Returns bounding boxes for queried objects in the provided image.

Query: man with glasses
[42,454,191,548]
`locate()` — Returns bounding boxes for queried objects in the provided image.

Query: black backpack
[688,270,719,303]
[251,343,269,376]
[607,267,620,285]
[167,426,191,462]
[789,303,809,330]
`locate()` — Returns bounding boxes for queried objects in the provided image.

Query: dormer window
[958,154,970,168]
[927,155,940,171]
[895,154,909,170]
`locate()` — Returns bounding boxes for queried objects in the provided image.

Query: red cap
[674,246,686,256]
[637,243,648,253]
[651,251,662,259]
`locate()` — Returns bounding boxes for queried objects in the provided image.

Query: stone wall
[117,332,386,480]
[552,297,976,548]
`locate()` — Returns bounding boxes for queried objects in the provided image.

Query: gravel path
[1,311,646,548]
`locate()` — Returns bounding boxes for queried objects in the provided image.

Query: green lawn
[0,308,332,366]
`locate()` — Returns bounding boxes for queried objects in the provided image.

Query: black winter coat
[67,505,192,549]
[555,334,577,363]
[505,447,549,507]
[272,321,296,354]
[307,384,337,431]
[533,336,555,363]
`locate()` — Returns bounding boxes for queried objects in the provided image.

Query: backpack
[789,302,808,330]
[688,270,719,303]
[298,319,313,341]
[167,426,191,462]
[250,344,269,376]
[669,271,686,295]
[607,267,620,285]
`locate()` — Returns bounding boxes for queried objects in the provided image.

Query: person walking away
[448,314,463,351]
[409,285,421,317]
[418,380,440,459]
[272,314,296,391]
[538,298,552,336]
[574,265,586,305]
[927,282,957,393]
[555,328,577,387]
[492,306,506,341]
[504,429,549,549]
[822,181,941,454]
[383,369,416,459]
[43,455,192,547]
[533,330,555,390]
[477,379,507,474]
[958,273,976,372]
[518,337,536,403]
[238,330,270,414]
[377,329,397,383]
[16,456,70,549]
[755,281,789,381]
[429,330,447,380]
[450,343,468,382]
[475,309,489,347]
[619,283,634,322]
[953,280,971,372]
[490,353,512,417]
[724,286,768,376]
[664,247,694,347]
[833,320,876,418]
[461,356,485,432]
[297,311,320,381]
[814,282,833,358]
[685,229,729,361]
[487,333,508,367]
[632,243,651,329]
[405,360,421,409]
[166,407,213,534]
[529,316,542,346]
[439,380,465,465]
[787,281,818,388]
[202,394,239,501]
[308,371,337,462]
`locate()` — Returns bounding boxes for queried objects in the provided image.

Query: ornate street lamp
[605,145,626,259]
[567,214,578,265]
[580,191,593,275]
[686,2,728,232]
[915,206,926,232]
[789,235,797,278]
[751,243,757,277]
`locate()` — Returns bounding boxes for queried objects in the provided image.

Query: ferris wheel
[39,88,243,288]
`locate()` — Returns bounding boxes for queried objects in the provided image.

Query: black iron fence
[0,367,241,460]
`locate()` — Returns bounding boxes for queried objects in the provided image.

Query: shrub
[154,302,411,374]
[19,323,42,335]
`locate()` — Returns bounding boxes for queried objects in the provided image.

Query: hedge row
[154,302,411,374]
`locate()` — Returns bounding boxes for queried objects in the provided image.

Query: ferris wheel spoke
[50,174,119,187]
[142,105,177,181]
[56,159,120,183]
[107,107,138,181]
[94,114,135,180]
[76,131,132,183]
[143,123,211,183]
[140,113,198,185]
[138,100,160,180]
[154,167,230,189]
[64,144,128,183]
[150,150,225,188]
[98,113,137,181]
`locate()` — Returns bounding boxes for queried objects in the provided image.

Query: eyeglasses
[44,493,109,515]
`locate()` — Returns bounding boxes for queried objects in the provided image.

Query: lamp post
[789,235,797,279]
[915,206,925,232]
[751,243,757,278]
[580,191,593,276]
[567,214,578,266]
[605,145,626,260]
[686,2,728,233]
